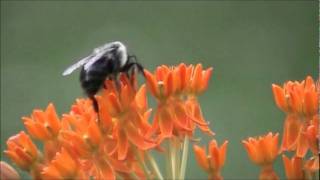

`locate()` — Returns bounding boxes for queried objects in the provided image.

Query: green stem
[146,152,164,180]
[175,139,181,178]
[179,136,189,180]
[165,141,172,179]
[169,139,177,179]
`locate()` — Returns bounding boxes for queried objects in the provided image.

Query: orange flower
[242,132,279,166]
[96,76,155,158]
[193,140,228,180]
[272,76,318,117]
[41,148,86,179]
[145,63,213,99]
[5,131,39,171]
[61,99,134,180]
[282,155,305,180]
[22,103,62,141]
[145,64,214,141]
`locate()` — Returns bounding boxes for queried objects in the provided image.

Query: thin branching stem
[169,138,177,179]
[179,136,189,180]
[146,152,164,180]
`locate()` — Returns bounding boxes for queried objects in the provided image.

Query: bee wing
[83,50,108,71]
[62,54,94,76]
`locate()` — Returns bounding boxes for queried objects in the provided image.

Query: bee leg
[123,55,144,76]
[89,95,99,113]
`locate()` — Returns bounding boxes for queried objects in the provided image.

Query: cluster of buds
[3,63,227,180]
[242,76,319,180]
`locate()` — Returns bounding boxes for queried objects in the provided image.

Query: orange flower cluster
[4,64,218,180]
[242,133,280,180]
[144,63,214,141]
[242,76,319,180]
[273,76,319,179]
[193,140,228,180]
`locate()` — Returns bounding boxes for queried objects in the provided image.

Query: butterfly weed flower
[282,155,306,180]
[144,63,214,139]
[5,131,43,179]
[193,140,228,180]
[272,76,319,156]
[242,132,280,180]
[41,148,86,179]
[22,103,63,160]
[144,63,214,179]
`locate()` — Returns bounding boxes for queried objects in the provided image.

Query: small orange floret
[193,139,228,180]
[272,76,318,117]
[282,155,305,180]
[96,74,155,158]
[5,131,39,170]
[242,132,279,166]
[41,148,86,179]
[23,103,62,141]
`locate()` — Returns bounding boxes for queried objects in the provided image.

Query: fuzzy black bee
[63,41,144,112]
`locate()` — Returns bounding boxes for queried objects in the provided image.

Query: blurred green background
[1,1,317,179]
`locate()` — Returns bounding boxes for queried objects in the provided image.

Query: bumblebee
[63,41,143,112]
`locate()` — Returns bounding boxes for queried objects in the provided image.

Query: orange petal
[209,140,220,170]
[193,145,209,171]
[120,85,133,108]
[289,91,302,113]
[144,70,159,98]
[305,76,315,89]
[45,103,61,136]
[282,155,304,179]
[200,67,213,92]
[96,96,112,128]
[107,93,122,116]
[117,130,129,160]
[98,161,115,180]
[191,64,203,93]
[125,122,155,150]
[242,139,261,165]
[272,84,288,112]
[219,141,228,168]
[87,120,102,146]
[135,84,147,111]
[164,71,174,97]
[304,91,317,117]
[158,108,174,138]
[295,130,308,158]
[42,166,62,179]
[32,110,46,123]
[281,115,302,151]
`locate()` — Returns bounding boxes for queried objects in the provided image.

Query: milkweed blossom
[272,76,318,154]
[242,132,280,180]
[144,63,214,141]
[3,63,222,180]
[193,140,228,180]
[3,63,318,180]
[241,75,319,180]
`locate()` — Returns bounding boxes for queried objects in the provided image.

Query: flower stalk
[179,135,189,180]
[146,152,164,180]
